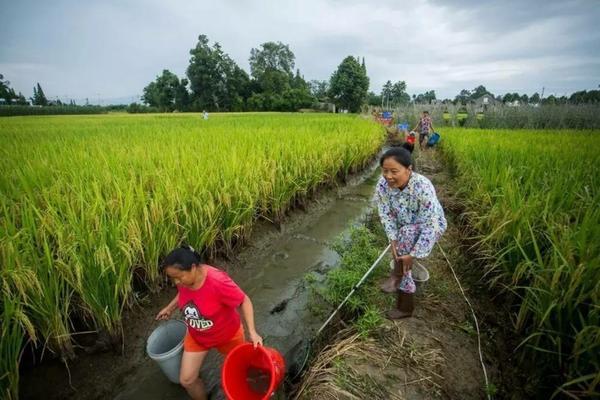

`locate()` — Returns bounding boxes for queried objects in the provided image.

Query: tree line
[141,35,369,113]
[0,75,82,107]
[0,74,35,105]
[3,45,599,114]
[367,83,600,109]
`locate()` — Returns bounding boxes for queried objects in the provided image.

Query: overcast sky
[1,0,598,104]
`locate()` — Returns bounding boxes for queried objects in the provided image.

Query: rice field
[441,128,600,397]
[0,113,384,399]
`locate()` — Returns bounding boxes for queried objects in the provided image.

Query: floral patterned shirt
[418,116,432,135]
[374,173,447,258]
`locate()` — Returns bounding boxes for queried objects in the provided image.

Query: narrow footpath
[294,147,530,400]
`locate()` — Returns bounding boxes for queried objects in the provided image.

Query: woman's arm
[375,182,402,261]
[239,295,263,348]
[411,120,420,132]
[410,180,445,259]
[155,293,179,320]
[375,183,399,243]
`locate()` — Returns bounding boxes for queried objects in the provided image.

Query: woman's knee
[179,372,201,388]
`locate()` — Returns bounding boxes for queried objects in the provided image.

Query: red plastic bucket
[222,343,285,400]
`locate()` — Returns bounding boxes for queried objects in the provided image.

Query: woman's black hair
[161,244,204,271]
[380,147,413,168]
[401,142,414,154]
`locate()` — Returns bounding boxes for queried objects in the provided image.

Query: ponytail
[161,244,204,271]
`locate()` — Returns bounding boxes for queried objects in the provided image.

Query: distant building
[472,94,500,112]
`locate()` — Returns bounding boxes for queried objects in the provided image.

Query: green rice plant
[0,112,383,398]
[0,296,35,400]
[442,128,600,397]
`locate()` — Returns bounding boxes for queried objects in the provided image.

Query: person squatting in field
[375,147,447,319]
[156,245,262,400]
[412,110,434,150]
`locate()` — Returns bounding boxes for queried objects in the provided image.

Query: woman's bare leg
[180,350,209,400]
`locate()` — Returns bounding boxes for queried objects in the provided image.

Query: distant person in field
[412,111,434,150]
[156,245,262,400]
[375,148,446,319]
[203,110,209,120]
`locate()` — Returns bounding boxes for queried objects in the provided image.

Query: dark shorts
[419,133,429,141]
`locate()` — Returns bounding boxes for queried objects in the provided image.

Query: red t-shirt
[177,266,246,348]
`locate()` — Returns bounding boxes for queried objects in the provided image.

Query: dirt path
[294,147,530,400]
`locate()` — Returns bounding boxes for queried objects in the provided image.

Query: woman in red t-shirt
[156,245,262,400]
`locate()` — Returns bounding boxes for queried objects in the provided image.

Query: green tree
[381,80,392,108]
[309,80,329,101]
[249,42,294,97]
[329,56,369,113]
[142,69,180,111]
[247,42,313,111]
[15,92,28,105]
[187,35,225,110]
[391,81,410,106]
[31,83,48,106]
[414,90,436,104]
[249,42,295,81]
[187,35,249,111]
[454,89,471,104]
[569,90,600,104]
[542,94,557,105]
[0,74,18,102]
[175,78,191,111]
[530,92,541,104]
[367,91,382,106]
[291,69,307,90]
[471,85,491,99]
[502,92,522,103]
[224,64,251,111]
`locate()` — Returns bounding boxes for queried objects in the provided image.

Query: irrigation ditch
[19,143,532,400]
[19,150,384,399]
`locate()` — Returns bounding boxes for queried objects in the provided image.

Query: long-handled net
[284,244,391,382]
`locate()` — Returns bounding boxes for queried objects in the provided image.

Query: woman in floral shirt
[375,147,447,318]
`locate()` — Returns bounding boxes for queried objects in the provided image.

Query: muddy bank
[20,159,383,400]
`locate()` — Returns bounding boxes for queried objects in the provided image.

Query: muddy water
[112,168,382,399]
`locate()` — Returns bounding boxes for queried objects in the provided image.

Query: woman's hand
[399,254,413,274]
[248,330,263,349]
[155,305,173,321]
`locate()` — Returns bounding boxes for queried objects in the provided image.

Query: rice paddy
[441,128,600,397]
[0,113,384,399]
[3,114,599,399]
